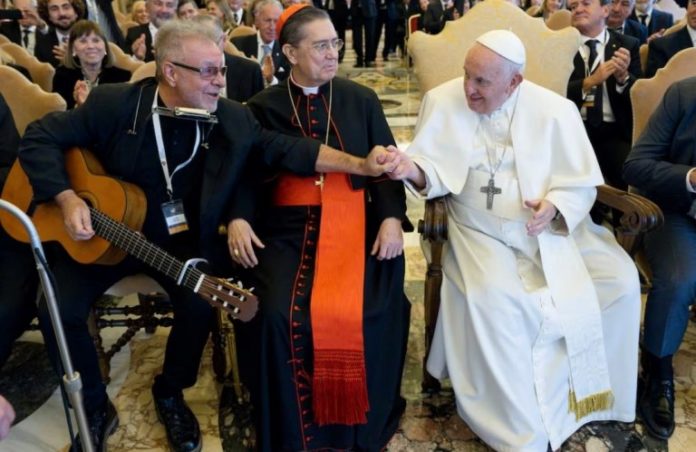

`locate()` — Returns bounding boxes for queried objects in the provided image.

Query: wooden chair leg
[88,309,111,385]
[422,241,443,393]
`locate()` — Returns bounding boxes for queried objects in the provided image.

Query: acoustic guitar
[0,147,258,322]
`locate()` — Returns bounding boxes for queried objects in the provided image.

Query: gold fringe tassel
[568,390,614,421]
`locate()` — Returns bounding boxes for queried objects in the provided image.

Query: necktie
[262,44,271,61]
[639,14,648,26]
[22,28,30,48]
[585,39,603,127]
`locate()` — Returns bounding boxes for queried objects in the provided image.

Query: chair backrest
[408,0,580,97]
[664,18,687,36]
[639,43,648,74]
[119,20,139,37]
[545,9,572,30]
[654,0,686,21]
[228,25,256,40]
[109,42,143,73]
[0,66,66,135]
[0,34,9,45]
[224,40,245,57]
[129,60,156,82]
[526,4,541,16]
[0,42,55,92]
[407,13,421,36]
[630,47,696,143]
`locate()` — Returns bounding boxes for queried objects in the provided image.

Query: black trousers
[584,120,631,190]
[351,6,377,64]
[38,246,215,413]
[0,229,38,367]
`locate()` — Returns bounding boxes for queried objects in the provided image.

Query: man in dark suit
[631,0,673,39]
[81,0,124,47]
[36,0,83,67]
[0,0,45,55]
[125,0,177,62]
[314,0,349,62]
[228,0,249,26]
[623,76,696,441]
[607,0,648,44]
[351,0,377,67]
[567,0,641,189]
[230,0,288,85]
[193,14,264,102]
[0,94,38,371]
[422,0,458,34]
[19,19,396,452]
[645,1,695,77]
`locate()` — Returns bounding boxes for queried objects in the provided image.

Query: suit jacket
[34,28,61,67]
[622,19,648,45]
[353,0,378,18]
[230,34,289,81]
[567,30,642,141]
[422,0,456,34]
[224,53,263,103]
[631,8,674,35]
[19,78,320,268]
[125,23,154,62]
[645,26,694,78]
[623,76,696,214]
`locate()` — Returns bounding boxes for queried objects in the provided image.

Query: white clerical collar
[290,73,319,95]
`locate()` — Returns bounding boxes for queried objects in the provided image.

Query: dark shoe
[365,60,376,68]
[74,399,119,452]
[153,391,202,452]
[639,378,675,440]
[353,60,364,68]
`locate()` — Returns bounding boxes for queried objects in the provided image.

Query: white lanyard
[151,88,202,199]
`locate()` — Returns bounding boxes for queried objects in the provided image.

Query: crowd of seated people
[0,0,695,450]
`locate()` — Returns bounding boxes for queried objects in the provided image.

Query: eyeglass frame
[169,61,228,79]
[305,38,344,55]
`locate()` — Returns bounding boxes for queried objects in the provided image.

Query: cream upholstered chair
[545,9,572,30]
[227,24,256,39]
[0,34,9,45]
[224,40,246,57]
[408,0,663,391]
[0,42,55,92]
[119,19,139,37]
[631,47,696,144]
[129,60,156,82]
[109,42,144,73]
[663,18,687,36]
[408,0,580,98]
[0,66,66,135]
[639,43,648,74]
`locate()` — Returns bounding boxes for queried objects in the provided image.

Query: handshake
[365,145,420,183]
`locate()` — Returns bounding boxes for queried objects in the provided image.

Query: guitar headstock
[197,276,258,322]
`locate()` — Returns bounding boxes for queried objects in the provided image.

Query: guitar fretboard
[89,208,202,291]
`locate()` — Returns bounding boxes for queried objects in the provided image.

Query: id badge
[161,199,189,235]
[583,87,596,108]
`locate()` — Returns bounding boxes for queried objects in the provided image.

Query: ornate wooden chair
[0,42,55,92]
[408,0,663,391]
[227,25,256,40]
[0,34,10,45]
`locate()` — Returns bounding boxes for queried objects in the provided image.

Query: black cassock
[235,77,412,451]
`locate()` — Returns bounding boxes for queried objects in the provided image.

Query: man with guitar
[15,19,399,452]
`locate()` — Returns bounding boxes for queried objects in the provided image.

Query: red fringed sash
[274,172,369,425]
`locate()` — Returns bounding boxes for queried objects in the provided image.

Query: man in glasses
[18,19,399,452]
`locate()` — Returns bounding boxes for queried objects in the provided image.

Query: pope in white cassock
[390,30,641,451]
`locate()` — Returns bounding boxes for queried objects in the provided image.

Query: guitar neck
[89,208,203,291]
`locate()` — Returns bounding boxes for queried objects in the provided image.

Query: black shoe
[639,378,675,440]
[353,60,364,68]
[153,391,202,452]
[74,399,119,452]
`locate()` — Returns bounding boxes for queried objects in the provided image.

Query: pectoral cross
[480,177,501,209]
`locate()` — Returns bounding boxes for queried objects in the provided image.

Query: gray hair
[191,13,225,42]
[251,0,282,17]
[154,19,219,80]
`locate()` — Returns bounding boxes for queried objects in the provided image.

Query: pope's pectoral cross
[480,177,502,209]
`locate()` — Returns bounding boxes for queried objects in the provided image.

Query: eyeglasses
[309,38,344,55]
[170,61,227,79]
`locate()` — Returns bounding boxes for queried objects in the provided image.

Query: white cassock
[406,78,640,451]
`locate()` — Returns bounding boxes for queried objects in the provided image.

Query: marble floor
[2,36,696,452]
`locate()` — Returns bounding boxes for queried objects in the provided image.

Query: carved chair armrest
[595,184,664,257]
[418,196,448,243]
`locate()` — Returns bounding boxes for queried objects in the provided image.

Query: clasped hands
[585,47,632,90]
